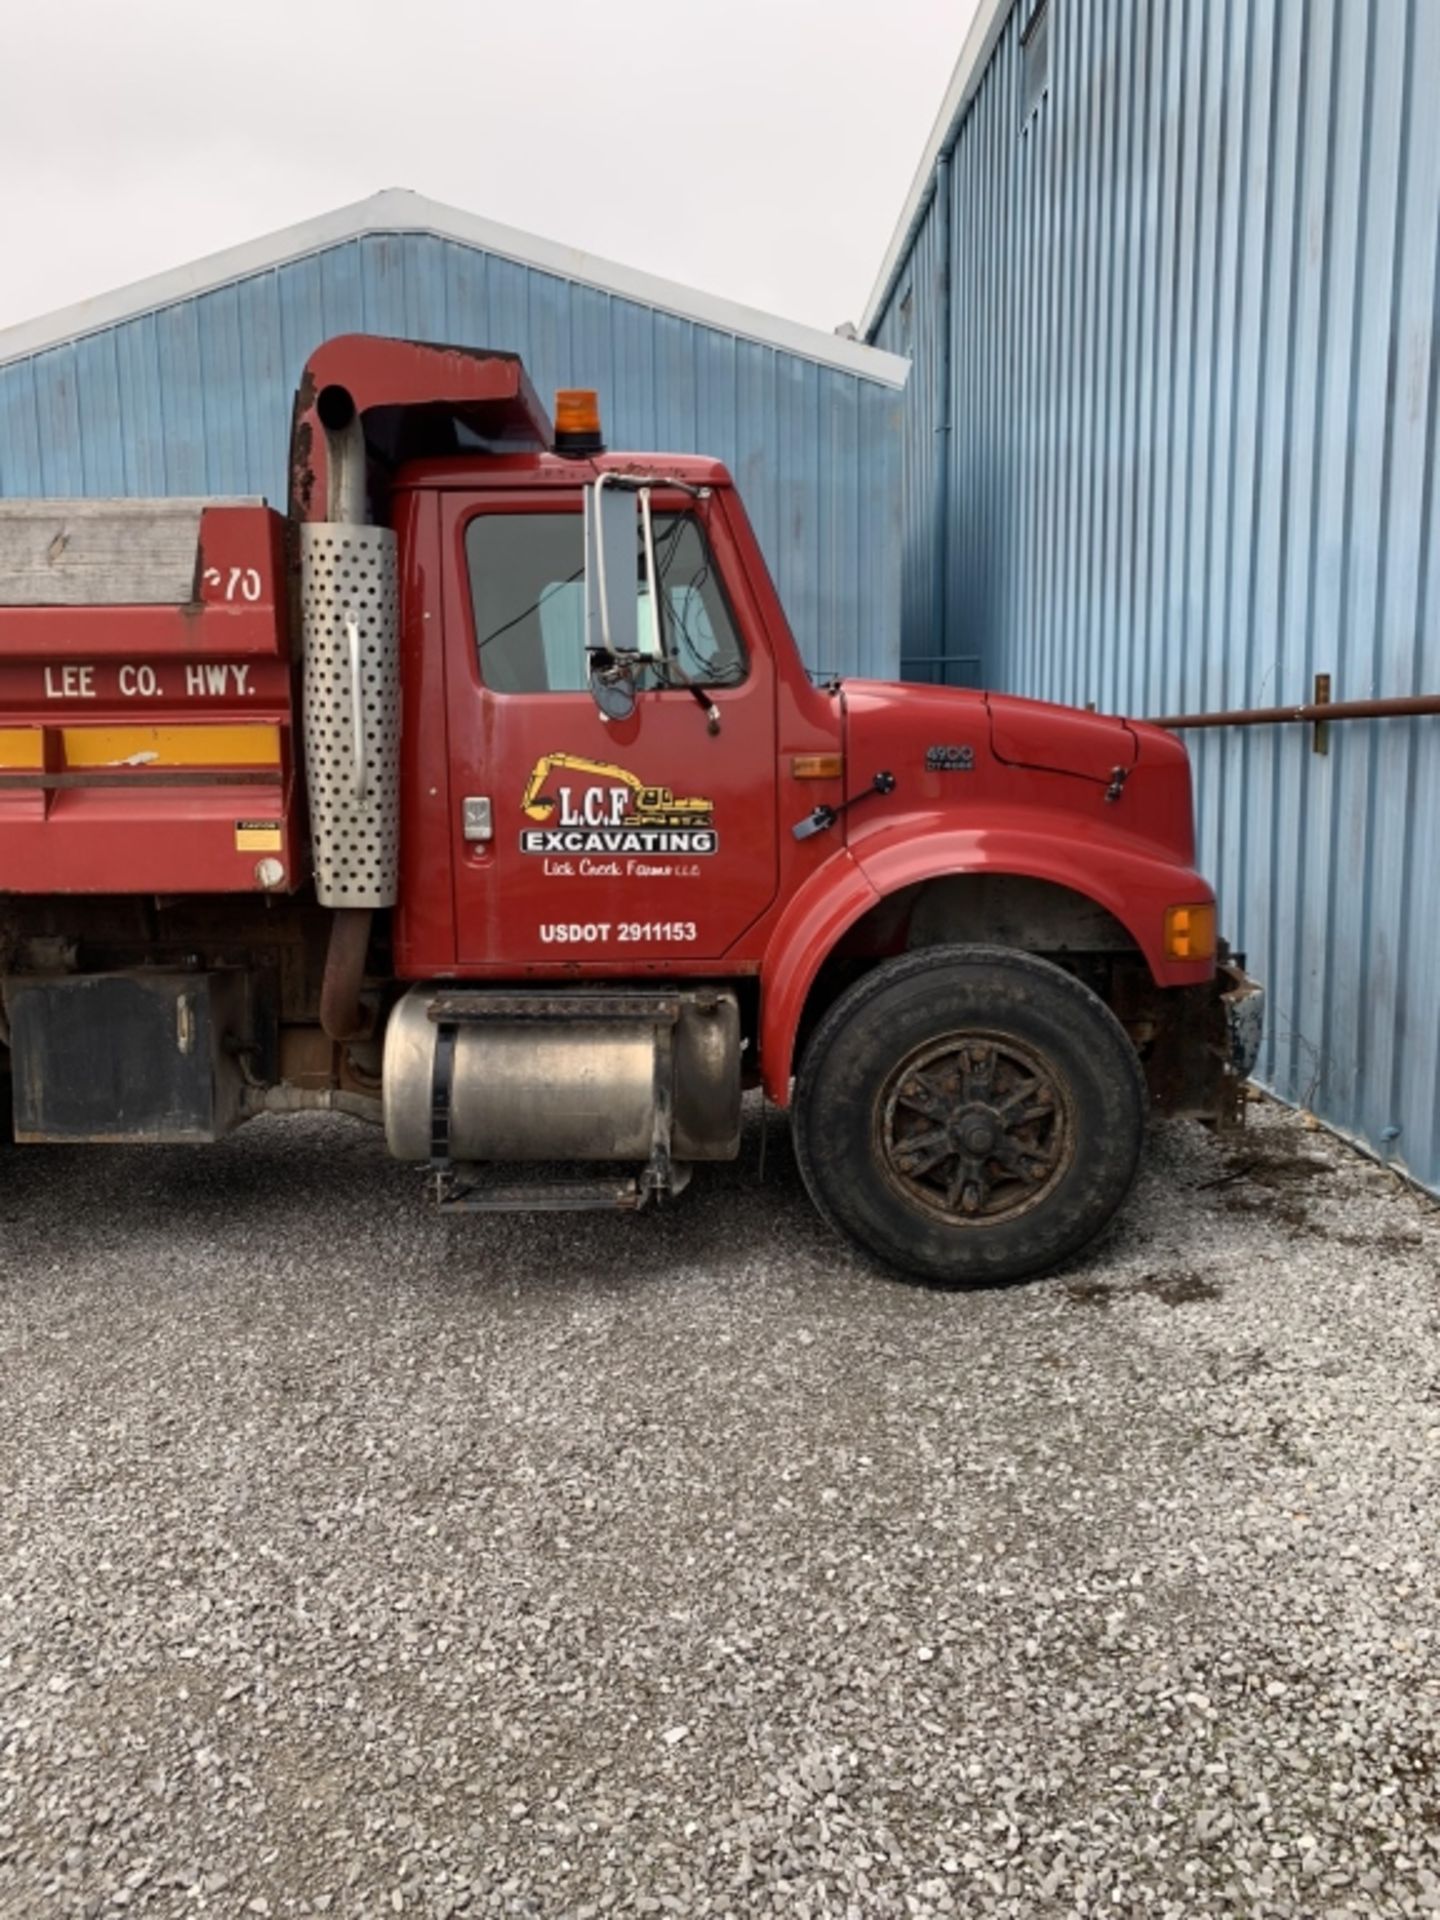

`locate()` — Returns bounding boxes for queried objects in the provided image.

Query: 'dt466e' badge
[520,754,718,855]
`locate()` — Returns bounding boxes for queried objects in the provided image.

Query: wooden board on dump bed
[0,498,261,606]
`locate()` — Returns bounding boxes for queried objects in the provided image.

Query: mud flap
[1116,952,1265,1126]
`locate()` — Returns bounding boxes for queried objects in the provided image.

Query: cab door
[440,489,779,969]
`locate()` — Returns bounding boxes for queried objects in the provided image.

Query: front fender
[758,846,878,1104]
[758,810,1215,1104]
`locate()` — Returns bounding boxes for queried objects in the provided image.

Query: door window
[466,510,747,694]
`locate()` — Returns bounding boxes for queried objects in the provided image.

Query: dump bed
[0,499,300,895]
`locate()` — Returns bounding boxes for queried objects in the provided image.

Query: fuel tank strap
[425,991,683,1024]
[429,1020,458,1170]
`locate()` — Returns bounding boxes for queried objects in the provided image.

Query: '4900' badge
[925,743,975,772]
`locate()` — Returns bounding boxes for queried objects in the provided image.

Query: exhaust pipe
[320,905,373,1043]
[317,383,367,524]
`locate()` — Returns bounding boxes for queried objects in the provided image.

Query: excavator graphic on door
[521,753,714,831]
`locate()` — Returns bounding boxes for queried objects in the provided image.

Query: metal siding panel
[197,282,248,497]
[71,332,126,496]
[522,266,569,412]
[850,382,881,679]
[565,281,617,400]
[0,360,43,497]
[1098,0,1131,720]
[277,253,329,498]
[609,296,658,455]
[773,354,814,673]
[358,234,409,339]
[31,345,84,495]
[1213,0,1273,995]
[318,241,365,341]
[1032,5,1063,703]
[1326,3,1407,1152]
[485,254,528,372]
[652,310,696,458]
[817,368,857,677]
[442,239,488,348]
[868,0,1440,1191]
[155,304,209,497]
[1193,0,1241,919]
[1055,0,1086,708]
[234,272,289,509]
[693,326,738,474]
[399,234,442,341]
[113,316,169,495]
[1125,3,1159,714]
[1380,0,1440,1181]
[872,190,944,681]
[734,342,780,596]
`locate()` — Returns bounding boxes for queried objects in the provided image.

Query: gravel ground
[2,1098,1439,1920]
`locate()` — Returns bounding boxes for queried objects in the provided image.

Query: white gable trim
[0,188,909,389]
[861,0,1016,338]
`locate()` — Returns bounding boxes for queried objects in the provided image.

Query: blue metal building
[0,189,906,682]
[867,0,1440,1192]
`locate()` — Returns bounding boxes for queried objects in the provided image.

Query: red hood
[985,692,1137,783]
[836,681,1197,866]
[838,681,1139,785]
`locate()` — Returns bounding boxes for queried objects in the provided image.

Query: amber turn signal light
[554,389,604,455]
[791,754,843,780]
[1164,902,1216,961]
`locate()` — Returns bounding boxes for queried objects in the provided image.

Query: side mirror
[584,478,639,659]
[588,659,637,721]
[583,477,642,721]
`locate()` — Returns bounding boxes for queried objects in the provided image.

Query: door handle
[463,796,493,842]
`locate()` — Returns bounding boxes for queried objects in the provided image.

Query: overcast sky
[0,0,981,340]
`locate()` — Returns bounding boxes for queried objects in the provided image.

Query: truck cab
[0,335,1261,1284]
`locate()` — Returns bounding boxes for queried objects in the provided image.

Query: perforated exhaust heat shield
[300,522,400,908]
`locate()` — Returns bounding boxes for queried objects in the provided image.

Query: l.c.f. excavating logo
[519,753,717,855]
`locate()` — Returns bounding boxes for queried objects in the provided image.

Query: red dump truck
[0,335,1261,1283]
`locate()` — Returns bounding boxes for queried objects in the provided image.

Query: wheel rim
[875,1030,1074,1227]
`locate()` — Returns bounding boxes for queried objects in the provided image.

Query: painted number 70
[203,565,263,602]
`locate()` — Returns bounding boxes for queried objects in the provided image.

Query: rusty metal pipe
[1148,693,1440,730]
[316,383,367,524]
[319,906,373,1043]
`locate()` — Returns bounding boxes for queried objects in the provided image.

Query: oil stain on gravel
[2,1100,1440,1918]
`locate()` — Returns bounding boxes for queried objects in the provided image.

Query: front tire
[792,946,1147,1286]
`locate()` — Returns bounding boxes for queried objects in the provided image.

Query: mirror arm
[685,685,721,735]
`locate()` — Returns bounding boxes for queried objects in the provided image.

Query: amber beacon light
[1164,902,1217,962]
[554,389,604,455]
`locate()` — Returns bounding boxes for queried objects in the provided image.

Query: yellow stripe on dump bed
[60,725,281,768]
[0,724,280,772]
[0,729,44,769]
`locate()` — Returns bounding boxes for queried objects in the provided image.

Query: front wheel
[792,946,1147,1286]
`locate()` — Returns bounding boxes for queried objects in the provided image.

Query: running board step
[431,1164,692,1215]
[437,1175,642,1213]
